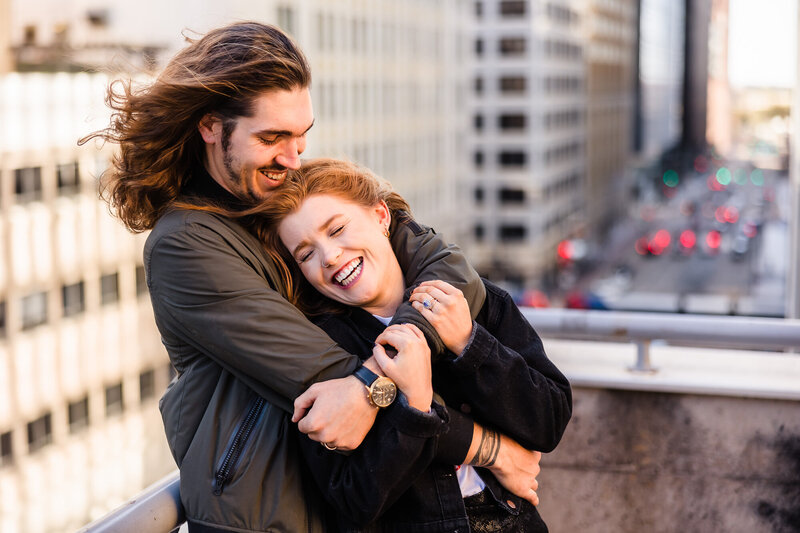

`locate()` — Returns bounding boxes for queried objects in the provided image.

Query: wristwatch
[354,366,397,408]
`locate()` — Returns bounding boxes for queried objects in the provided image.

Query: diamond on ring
[422,299,433,310]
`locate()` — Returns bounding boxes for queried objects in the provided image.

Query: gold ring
[322,442,337,450]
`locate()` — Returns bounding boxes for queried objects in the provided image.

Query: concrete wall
[536,386,800,532]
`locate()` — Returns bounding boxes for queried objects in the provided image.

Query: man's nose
[275,137,304,170]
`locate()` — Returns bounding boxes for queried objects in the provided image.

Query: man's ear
[198,113,222,144]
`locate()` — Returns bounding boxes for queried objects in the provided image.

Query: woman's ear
[198,113,223,144]
[374,200,391,229]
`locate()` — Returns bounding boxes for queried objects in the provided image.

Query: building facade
[467,0,587,288]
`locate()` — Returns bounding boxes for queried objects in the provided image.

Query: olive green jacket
[146,206,485,532]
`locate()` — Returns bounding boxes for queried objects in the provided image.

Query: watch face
[370,377,397,408]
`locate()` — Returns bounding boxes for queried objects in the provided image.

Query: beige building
[584,0,637,237]
[0,0,11,73]
[707,0,732,156]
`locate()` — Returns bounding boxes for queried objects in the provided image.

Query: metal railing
[78,309,800,532]
[520,308,800,372]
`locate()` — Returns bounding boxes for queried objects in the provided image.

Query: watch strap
[354,365,378,387]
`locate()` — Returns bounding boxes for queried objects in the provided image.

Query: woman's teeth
[334,258,363,286]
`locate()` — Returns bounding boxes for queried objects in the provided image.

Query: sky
[728,0,797,88]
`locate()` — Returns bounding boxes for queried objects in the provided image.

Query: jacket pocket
[212,395,266,495]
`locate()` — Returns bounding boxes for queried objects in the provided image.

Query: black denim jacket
[301,280,573,532]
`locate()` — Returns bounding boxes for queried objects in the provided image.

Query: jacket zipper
[213,396,265,495]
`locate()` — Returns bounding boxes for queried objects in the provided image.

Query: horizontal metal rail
[79,310,800,531]
[76,471,182,533]
[520,308,800,372]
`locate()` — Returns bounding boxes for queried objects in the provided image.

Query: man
[83,22,486,532]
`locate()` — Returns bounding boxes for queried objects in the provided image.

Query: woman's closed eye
[296,250,313,263]
[330,224,345,237]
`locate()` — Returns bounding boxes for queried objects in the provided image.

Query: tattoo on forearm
[470,428,501,467]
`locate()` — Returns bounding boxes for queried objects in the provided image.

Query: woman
[256,158,572,532]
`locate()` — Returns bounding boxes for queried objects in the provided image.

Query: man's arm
[388,211,486,357]
[146,212,377,445]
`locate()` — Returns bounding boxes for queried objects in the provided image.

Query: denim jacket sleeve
[145,210,361,413]
[388,211,486,358]
[298,394,449,526]
[437,282,573,452]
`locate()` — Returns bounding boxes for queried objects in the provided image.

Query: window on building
[68,397,89,433]
[499,114,527,130]
[499,225,527,241]
[277,6,296,35]
[100,273,119,305]
[475,1,483,17]
[475,38,484,56]
[21,292,47,330]
[499,37,526,56]
[62,281,85,317]
[474,188,485,203]
[499,0,526,17]
[1,431,12,466]
[499,188,526,204]
[498,151,526,168]
[86,9,109,27]
[140,369,156,401]
[105,383,124,417]
[474,151,485,168]
[474,224,485,241]
[135,265,148,296]
[27,413,52,453]
[474,114,484,131]
[23,26,36,45]
[474,77,484,95]
[14,167,43,203]
[57,162,80,195]
[499,76,526,94]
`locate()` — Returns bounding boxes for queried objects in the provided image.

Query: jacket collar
[183,165,252,212]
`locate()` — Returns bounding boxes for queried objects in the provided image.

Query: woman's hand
[410,280,474,355]
[373,324,432,412]
[465,423,541,507]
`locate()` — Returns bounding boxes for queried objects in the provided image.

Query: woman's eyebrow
[291,213,339,257]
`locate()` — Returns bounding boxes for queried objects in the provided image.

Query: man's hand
[292,375,378,450]
[465,424,541,506]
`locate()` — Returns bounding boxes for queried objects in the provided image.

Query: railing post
[629,339,658,373]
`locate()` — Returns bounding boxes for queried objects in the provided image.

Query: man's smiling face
[200,86,314,202]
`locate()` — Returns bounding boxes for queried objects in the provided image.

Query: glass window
[62,281,85,317]
[474,224,485,241]
[499,114,527,130]
[57,162,80,195]
[474,114,484,131]
[14,167,43,203]
[500,188,526,203]
[499,1,526,17]
[474,151,485,167]
[68,397,89,433]
[140,369,156,401]
[499,225,527,241]
[499,76,526,93]
[474,77,484,95]
[27,413,52,453]
[100,273,119,305]
[499,151,527,167]
[21,292,47,330]
[1,431,12,466]
[277,5,295,35]
[105,383,124,417]
[499,37,526,56]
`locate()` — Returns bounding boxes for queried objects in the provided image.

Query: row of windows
[0,365,169,466]
[544,142,582,165]
[475,1,528,18]
[474,76,529,95]
[9,161,82,204]
[474,186,527,205]
[474,223,528,242]
[546,2,579,25]
[544,109,583,129]
[2,265,147,337]
[473,113,527,131]
[543,172,582,201]
[473,151,528,169]
[544,76,582,93]
[315,80,442,120]
[544,39,582,60]
[475,37,527,57]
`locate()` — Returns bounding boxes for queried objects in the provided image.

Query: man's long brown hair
[80,22,311,232]
[247,158,411,316]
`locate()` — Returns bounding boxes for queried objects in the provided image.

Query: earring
[384,226,390,238]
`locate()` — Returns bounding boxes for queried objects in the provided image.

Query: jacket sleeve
[145,214,360,413]
[436,285,572,452]
[298,394,449,527]
[388,211,485,357]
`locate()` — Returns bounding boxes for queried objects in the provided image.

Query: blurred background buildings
[0,0,796,531]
